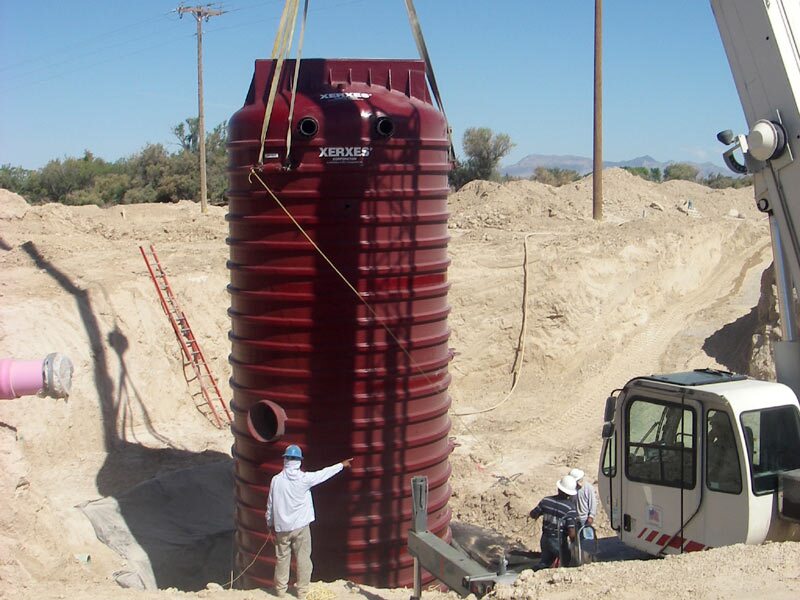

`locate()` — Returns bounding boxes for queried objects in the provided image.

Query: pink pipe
[0,354,73,400]
[0,359,44,399]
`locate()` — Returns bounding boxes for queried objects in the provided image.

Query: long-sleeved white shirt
[265,460,344,533]
[575,480,597,524]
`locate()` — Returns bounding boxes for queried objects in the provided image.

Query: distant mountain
[502,154,733,179]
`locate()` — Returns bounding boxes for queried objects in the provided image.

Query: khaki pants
[274,524,312,598]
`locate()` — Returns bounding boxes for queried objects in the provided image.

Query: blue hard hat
[283,444,303,460]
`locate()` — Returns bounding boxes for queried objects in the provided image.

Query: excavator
[597,0,800,556]
[408,1,800,596]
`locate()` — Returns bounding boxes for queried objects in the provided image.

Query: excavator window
[706,410,742,494]
[625,398,696,489]
[740,405,800,495]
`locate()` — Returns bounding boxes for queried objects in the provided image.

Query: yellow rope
[248,168,437,367]
[227,532,272,589]
[245,167,531,450]
[453,233,534,417]
[242,169,538,558]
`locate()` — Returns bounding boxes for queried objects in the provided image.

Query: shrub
[531,167,581,187]
[623,166,662,182]
[663,162,699,182]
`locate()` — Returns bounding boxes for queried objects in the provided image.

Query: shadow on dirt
[20,241,234,591]
[702,306,758,374]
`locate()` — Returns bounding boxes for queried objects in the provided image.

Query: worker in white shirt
[265,444,353,599]
[569,468,597,530]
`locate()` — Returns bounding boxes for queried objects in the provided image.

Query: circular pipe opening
[375,116,395,138]
[247,399,287,443]
[297,117,319,138]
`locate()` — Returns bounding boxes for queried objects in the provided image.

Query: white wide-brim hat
[569,468,585,482]
[557,474,578,495]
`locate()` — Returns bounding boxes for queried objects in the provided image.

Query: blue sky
[0,0,747,170]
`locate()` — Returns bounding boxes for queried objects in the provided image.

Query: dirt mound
[0,188,30,220]
[448,169,759,230]
[0,173,795,600]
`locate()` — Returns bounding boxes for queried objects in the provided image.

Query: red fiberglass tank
[226,58,453,589]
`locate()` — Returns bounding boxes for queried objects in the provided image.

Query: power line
[224,0,283,14]
[204,0,367,36]
[0,12,175,74]
[0,33,193,93]
[1,25,187,86]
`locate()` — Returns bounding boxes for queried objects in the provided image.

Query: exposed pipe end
[297,117,319,138]
[0,354,73,400]
[375,116,395,138]
[43,353,73,399]
[247,399,286,442]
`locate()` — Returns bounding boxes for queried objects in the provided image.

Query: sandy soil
[1,169,798,599]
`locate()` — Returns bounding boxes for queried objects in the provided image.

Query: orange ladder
[139,244,231,429]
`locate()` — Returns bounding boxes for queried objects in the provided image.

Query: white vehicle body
[599,0,800,557]
[599,371,800,555]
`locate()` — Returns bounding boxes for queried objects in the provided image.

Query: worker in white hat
[529,475,578,568]
[568,468,597,529]
[266,444,353,599]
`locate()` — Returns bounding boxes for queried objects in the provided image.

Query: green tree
[531,167,581,187]
[1,118,228,206]
[663,162,699,182]
[450,127,514,189]
[622,166,662,182]
[203,120,228,204]
[35,151,112,203]
[173,117,200,153]
[701,173,753,189]
[170,118,228,204]
[0,165,38,198]
[64,173,132,206]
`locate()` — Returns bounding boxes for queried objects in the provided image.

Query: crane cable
[403,0,455,162]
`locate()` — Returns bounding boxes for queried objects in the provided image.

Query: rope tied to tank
[247,169,437,365]
[247,168,533,473]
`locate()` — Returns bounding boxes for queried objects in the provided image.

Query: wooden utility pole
[178,4,224,214]
[593,0,603,221]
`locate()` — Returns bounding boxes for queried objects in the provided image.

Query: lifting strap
[403,0,455,162]
[283,0,309,166]
[258,0,454,167]
[257,0,304,165]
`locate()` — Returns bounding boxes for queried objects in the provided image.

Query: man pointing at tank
[265,444,353,599]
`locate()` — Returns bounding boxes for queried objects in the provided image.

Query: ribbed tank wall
[226,59,452,589]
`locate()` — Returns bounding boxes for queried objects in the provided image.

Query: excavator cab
[598,369,800,555]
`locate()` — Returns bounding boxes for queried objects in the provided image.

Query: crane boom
[712,0,800,394]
